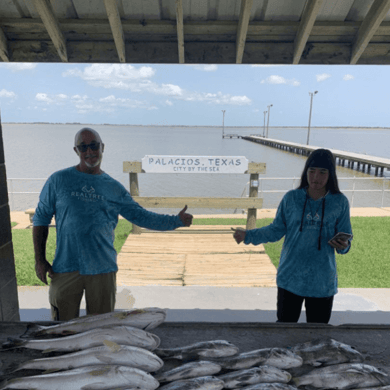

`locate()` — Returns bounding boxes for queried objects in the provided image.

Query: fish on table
[30,307,166,336]
[155,340,239,361]
[292,363,390,389]
[0,365,159,390]
[236,384,299,390]
[12,343,163,373]
[291,338,364,367]
[203,348,303,370]
[158,375,225,390]
[155,361,222,382]
[2,325,160,353]
[217,365,292,388]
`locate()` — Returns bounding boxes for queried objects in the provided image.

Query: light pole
[266,104,273,138]
[263,110,267,137]
[306,91,318,145]
[221,110,226,139]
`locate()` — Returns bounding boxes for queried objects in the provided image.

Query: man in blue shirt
[33,127,193,321]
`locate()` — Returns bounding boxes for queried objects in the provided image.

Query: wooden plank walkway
[242,136,390,176]
[117,226,277,287]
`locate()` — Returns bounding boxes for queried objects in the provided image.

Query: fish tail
[154,349,172,358]
[25,322,45,337]
[0,379,9,390]
[2,337,26,349]
[8,361,24,373]
[27,323,47,337]
[152,334,161,349]
[292,377,303,387]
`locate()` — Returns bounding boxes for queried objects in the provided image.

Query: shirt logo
[71,185,104,202]
[82,186,95,194]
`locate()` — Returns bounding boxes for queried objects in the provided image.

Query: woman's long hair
[298,148,341,194]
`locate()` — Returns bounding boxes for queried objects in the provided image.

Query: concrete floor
[17,285,390,326]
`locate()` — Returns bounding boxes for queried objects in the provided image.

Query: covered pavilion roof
[1,0,390,65]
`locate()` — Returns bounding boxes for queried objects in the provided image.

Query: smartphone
[329,232,353,242]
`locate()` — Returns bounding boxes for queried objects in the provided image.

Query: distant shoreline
[3,123,390,130]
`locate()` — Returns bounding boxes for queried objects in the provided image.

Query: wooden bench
[124,160,266,234]
[25,208,56,226]
[25,208,36,224]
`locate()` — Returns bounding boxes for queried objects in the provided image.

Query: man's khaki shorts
[49,271,116,321]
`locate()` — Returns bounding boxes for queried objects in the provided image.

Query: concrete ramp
[117,226,277,287]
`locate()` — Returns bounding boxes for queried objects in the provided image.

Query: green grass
[11,222,17,227]
[12,219,132,286]
[10,216,390,287]
[248,217,390,288]
[336,217,390,288]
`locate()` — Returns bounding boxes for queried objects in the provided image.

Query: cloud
[63,64,251,106]
[64,65,184,98]
[192,65,218,71]
[316,73,331,82]
[33,91,156,114]
[35,93,69,105]
[343,74,354,81]
[0,63,37,71]
[182,92,251,105]
[35,93,53,104]
[98,95,156,110]
[165,100,173,106]
[71,95,89,104]
[63,64,155,86]
[261,75,300,86]
[0,89,17,99]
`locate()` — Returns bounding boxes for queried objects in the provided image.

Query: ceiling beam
[350,0,390,64]
[32,0,67,62]
[175,0,185,63]
[0,18,371,38]
[0,28,9,62]
[103,0,126,63]
[293,0,325,64]
[236,0,253,63]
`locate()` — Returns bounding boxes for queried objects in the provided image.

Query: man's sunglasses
[76,142,100,153]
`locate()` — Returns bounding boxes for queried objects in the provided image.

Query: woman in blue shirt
[233,149,353,323]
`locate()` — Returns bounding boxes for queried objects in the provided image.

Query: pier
[242,136,390,177]
[223,133,241,139]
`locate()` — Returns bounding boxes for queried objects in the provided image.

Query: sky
[0,62,389,127]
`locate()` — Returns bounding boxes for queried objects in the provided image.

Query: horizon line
[3,122,390,130]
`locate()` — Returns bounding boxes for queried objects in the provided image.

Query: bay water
[3,123,390,212]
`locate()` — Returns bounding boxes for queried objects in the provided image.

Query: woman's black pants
[277,287,334,324]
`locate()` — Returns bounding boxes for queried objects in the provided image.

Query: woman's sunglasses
[76,142,100,153]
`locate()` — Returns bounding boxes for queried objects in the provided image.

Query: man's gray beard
[85,157,102,168]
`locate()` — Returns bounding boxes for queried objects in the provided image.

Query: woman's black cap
[307,148,335,171]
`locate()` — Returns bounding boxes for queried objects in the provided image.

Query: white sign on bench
[141,155,249,174]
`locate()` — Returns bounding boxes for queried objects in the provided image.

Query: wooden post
[246,173,259,230]
[129,172,142,234]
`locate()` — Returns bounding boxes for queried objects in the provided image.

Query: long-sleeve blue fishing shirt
[244,188,352,297]
[33,167,184,275]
